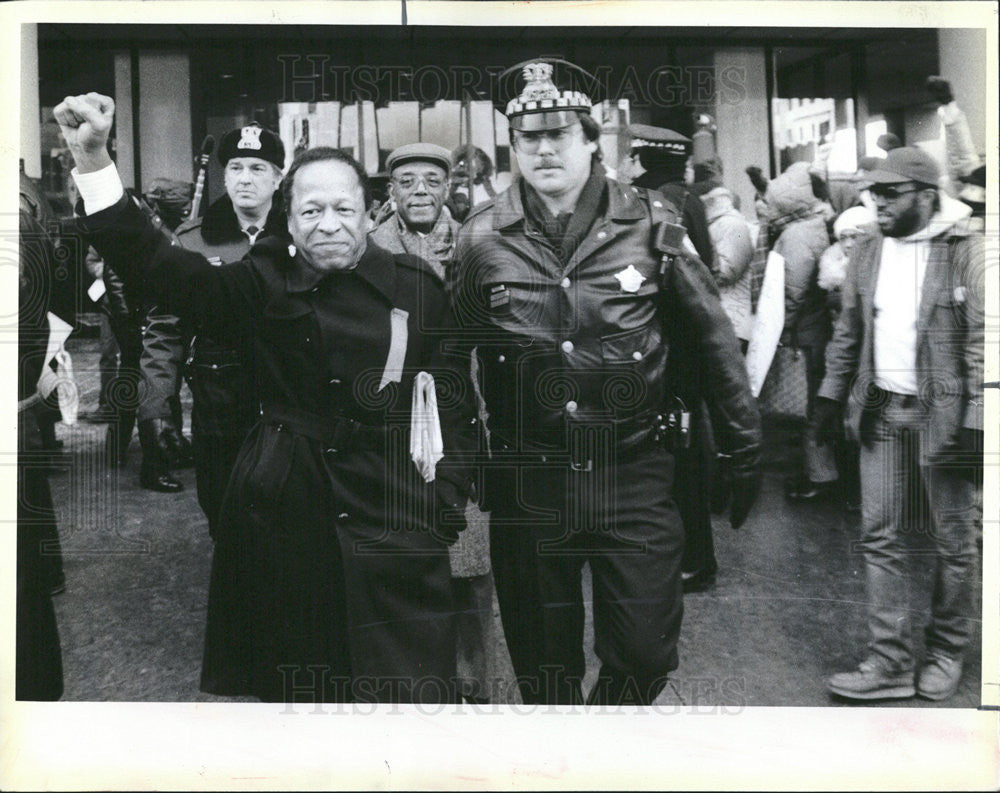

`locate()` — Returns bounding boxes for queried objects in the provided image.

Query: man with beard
[451,61,761,705]
[814,147,984,702]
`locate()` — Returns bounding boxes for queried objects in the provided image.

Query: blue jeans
[858,393,978,672]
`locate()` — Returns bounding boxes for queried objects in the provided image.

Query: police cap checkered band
[627,123,691,155]
[505,61,592,121]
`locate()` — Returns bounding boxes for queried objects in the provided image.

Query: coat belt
[261,404,387,449]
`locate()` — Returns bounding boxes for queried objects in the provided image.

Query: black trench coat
[82,194,476,703]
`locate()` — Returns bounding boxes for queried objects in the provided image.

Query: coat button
[210,364,218,370]
[337,512,349,520]
[325,447,338,455]
[597,231,607,239]
[565,400,578,413]
[329,378,342,385]
[632,350,643,361]
[498,354,506,363]
[560,277,571,288]
[653,200,663,208]
[561,340,574,353]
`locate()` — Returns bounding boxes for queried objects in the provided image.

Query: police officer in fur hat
[138,122,286,519]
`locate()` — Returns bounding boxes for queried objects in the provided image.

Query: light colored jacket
[818,196,984,456]
[701,186,754,340]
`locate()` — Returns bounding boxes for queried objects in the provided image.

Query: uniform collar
[494,170,644,230]
[286,239,396,303]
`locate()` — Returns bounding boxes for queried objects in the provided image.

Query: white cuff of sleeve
[937,102,961,125]
[72,164,125,215]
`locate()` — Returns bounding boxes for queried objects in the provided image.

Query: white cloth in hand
[410,371,444,483]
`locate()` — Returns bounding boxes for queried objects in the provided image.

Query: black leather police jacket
[451,176,761,461]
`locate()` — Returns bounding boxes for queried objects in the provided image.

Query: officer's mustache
[534,158,562,169]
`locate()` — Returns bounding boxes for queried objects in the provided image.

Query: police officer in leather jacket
[450,61,762,706]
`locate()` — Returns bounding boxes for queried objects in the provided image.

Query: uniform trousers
[488,442,683,705]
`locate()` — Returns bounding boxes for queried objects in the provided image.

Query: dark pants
[193,432,244,539]
[98,313,118,409]
[17,413,63,700]
[488,445,683,705]
[676,400,717,575]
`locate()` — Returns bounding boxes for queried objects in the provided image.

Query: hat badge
[520,62,560,103]
[238,125,263,151]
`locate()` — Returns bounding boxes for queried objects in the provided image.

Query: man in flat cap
[371,143,456,280]
[372,142,495,703]
[138,121,286,521]
[451,60,762,705]
[814,147,984,702]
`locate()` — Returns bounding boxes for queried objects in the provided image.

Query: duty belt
[491,424,662,471]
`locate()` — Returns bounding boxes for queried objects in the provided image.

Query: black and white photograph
[3,0,998,789]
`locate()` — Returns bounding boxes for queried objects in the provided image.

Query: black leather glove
[809,397,841,448]
[710,453,733,516]
[925,76,954,105]
[726,447,762,530]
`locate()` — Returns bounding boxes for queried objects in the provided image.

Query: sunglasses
[868,185,925,200]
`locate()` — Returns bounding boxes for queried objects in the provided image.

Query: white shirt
[873,234,929,395]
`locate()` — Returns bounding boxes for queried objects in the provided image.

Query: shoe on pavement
[917,652,963,701]
[827,657,915,700]
[140,468,185,493]
[682,563,718,593]
[787,480,837,502]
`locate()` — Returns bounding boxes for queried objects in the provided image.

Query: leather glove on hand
[809,396,841,448]
[710,453,734,516]
[727,447,762,530]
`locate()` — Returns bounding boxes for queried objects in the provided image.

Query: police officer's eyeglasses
[511,124,583,154]
[393,174,446,190]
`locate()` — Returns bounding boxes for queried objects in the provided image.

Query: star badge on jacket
[615,264,646,293]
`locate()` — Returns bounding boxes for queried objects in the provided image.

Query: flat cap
[627,123,691,155]
[217,123,285,170]
[863,146,941,187]
[385,143,452,175]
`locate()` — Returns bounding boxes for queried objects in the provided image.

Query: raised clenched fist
[52,93,115,172]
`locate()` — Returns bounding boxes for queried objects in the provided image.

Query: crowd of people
[17,64,985,706]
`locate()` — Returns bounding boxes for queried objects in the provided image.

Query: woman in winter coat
[762,162,836,500]
[691,166,755,349]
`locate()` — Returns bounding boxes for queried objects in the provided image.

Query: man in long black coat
[57,91,477,704]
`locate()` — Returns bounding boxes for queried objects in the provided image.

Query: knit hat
[833,205,876,238]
